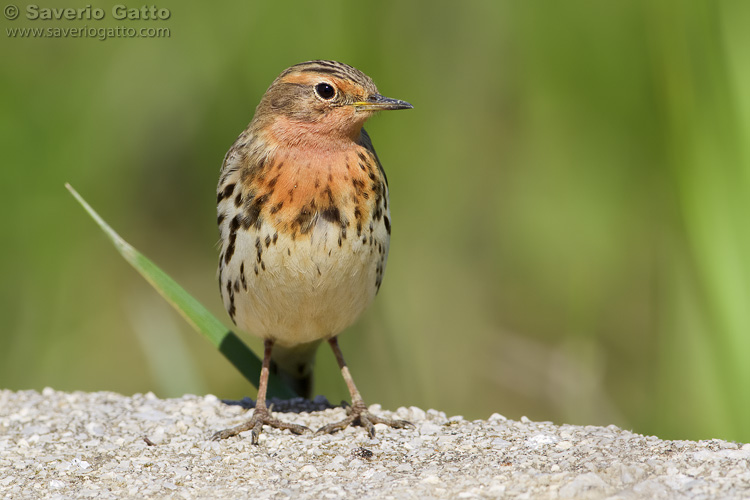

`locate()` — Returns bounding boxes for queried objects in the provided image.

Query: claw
[315,402,412,438]
[211,406,310,444]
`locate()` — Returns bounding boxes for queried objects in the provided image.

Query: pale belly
[219,214,389,347]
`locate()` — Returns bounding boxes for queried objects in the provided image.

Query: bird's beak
[353,94,413,112]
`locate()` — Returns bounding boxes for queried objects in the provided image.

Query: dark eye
[315,82,336,100]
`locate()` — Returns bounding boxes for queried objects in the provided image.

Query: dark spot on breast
[352,178,365,196]
[217,213,225,226]
[267,174,280,190]
[243,192,269,229]
[270,201,284,215]
[356,221,362,236]
[320,205,340,225]
[372,182,384,207]
[217,183,235,203]
[359,162,366,171]
[234,192,243,208]
[384,216,391,235]
[255,236,263,263]
[224,216,240,264]
[375,258,385,292]
[265,235,271,248]
[273,232,278,244]
[226,280,236,321]
[294,201,317,235]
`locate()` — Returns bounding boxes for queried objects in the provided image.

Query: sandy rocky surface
[1,389,749,499]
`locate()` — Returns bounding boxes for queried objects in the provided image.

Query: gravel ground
[1,389,749,499]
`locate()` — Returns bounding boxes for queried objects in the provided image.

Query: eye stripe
[300,67,347,79]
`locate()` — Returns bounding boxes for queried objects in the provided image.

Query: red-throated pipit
[212,60,413,444]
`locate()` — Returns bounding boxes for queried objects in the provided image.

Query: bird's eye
[315,83,336,100]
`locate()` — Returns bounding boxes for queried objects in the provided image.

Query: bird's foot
[316,400,413,438]
[211,404,310,444]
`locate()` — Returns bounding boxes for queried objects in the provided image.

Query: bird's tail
[269,340,321,399]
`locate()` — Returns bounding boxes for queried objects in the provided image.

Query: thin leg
[316,337,413,438]
[211,339,310,444]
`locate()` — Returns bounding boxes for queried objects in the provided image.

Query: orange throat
[239,126,385,242]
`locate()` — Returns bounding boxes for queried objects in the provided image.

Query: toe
[250,421,263,445]
[359,413,376,438]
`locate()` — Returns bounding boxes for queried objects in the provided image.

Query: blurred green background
[2,0,749,443]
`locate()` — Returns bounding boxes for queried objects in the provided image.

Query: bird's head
[254,60,412,147]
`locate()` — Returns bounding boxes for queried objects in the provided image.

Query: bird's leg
[211,339,310,444]
[316,337,413,438]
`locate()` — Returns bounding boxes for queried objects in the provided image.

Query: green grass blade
[65,183,296,399]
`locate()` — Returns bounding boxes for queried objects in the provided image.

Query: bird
[211,60,413,444]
